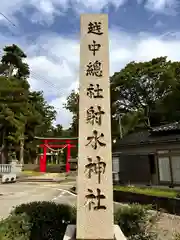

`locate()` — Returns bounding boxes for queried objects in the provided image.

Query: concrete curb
[17,176,66,182]
[16,176,76,183]
[17,178,63,183]
[69,187,77,195]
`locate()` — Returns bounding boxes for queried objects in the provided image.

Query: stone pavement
[0,181,75,220]
[0,180,121,220]
[52,186,121,212]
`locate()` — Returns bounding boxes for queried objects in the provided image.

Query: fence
[0,161,23,176]
[0,164,12,173]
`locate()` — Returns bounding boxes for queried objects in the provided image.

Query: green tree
[0,44,30,79]
[0,75,30,162]
[51,124,63,137]
[24,91,56,163]
[0,45,56,163]
[0,45,31,163]
[27,91,56,137]
[111,57,180,135]
[64,90,79,137]
[65,57,180,139]
[0,44,31,155]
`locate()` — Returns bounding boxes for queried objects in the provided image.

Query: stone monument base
[2,173,16,183]
[63,225,127,240]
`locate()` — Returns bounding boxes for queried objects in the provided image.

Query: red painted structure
[35,137,78,173]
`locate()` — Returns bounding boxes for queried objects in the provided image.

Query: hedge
[0,213,32,240]
[0,201,161,240]
[11,201,75,240]
[114,203,158,240]
[113,190,180,215]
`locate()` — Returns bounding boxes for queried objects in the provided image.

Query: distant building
[112,122,180,186]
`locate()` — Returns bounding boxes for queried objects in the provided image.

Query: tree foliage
[63,90,79,136]
[111,57,180,135]
[0,202,76,240]
[0,44,30,79]
[64,57,180,138]
[0,44,57,163]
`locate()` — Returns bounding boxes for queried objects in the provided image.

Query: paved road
[0,181,76,220]
[0,181,122,220]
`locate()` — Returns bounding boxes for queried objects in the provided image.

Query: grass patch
[22,171,69,178]
[47,163,61,166]
[114,185,178,198]
[22,171,43,176]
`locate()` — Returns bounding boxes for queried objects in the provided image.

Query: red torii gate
[35,137,78,173]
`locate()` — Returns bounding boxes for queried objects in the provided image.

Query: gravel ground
[155,212,180,240]
[114,202,180,240]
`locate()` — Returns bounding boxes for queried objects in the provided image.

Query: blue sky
[0,0,180,128]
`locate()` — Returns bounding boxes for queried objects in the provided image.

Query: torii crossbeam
[35,137,78,173]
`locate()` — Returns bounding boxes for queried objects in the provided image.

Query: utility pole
[19,134,24,164]
[8,64,14,79]
[118,114,123,139]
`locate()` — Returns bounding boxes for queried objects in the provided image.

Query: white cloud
[25,34,79,128]
[154,20,165,28]
[1,0,178,28]
[0,0,127,26]
[109,30,180,74]
[50,97,73,128]
[1,10,180,128]
[0,0,179,32]
[145,0,179,15]
[16,29,180,129]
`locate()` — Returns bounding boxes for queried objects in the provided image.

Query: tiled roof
[113,122,180,149]
[113,131,150,146]
[152,122,180,132]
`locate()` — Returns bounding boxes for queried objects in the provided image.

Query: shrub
[114,203,159,240]
[12,201,76,240]
[174,233,180,240]
[0,213,31,240]
[0,201,161,240]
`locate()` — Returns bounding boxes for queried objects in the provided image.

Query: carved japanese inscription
[86,106,105,125]
[88,40,101,56]
[77,14,114,240]
[87,21,103,35]
[85,188,106,211]
[85,156,106,184]
[86,60,103,77]
[87,83,103,99]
